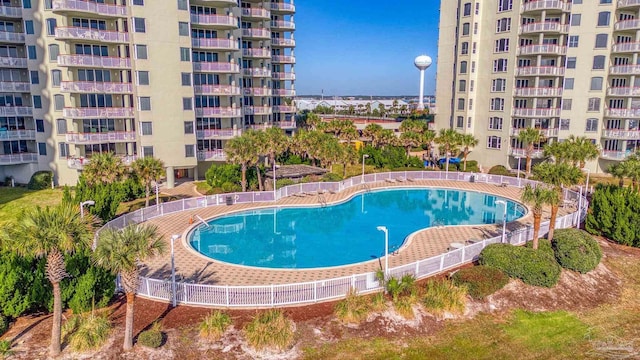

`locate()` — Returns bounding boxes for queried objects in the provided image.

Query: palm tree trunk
[342,163,347,178]
[548,204,559,241]
[145,183,150,207]
[406,146,411,157]
[463,149,468,171]
[124,292,135,350]
[50,281,62,356]
[255,165,263,191]
[241,164,247,192]
[526,155,532,178]
[532,212,541,250]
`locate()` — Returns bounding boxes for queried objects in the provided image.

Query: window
[590,77,603,90]
[36,119,44,132]
[595,34,608,48]
[183,97,193,110]
[487,136,502,149]
[475,2,479,14]
[46,18,56,35]
[489,117,503,130]
[181,73,191,85]
[459,61,467,74]
[48,44,59,61]
[568,36,579,47]
[138,97,151,111]
[600,0,612,3]
[133,18,146,33]
[179,22,189,36]
[458,80,466,92]
[562,99,572,110]
[135,44,148,59]
[30,70,39,84]
[184,121,194,134]
[492,78,506,92]
[463,3,471,16]
[570,14,581,26]
[177,0,188,10]
[185,145,195,158]
[38,142,46,156]
[462,23,470,36]
[133,0,143,4]
[560,119,570,131]
[33,96,42,109]
[27,45,36,59]
[51,70,61,86]
[597,12,610,26]
[472,61,476,73]
[142,146,154,157]
[498,0,512,12]
[593,56,606,70]
[455,116,464,128]
[25,20,34,34]
[493,58,507,72]
[23,0,31,8]
[586,118,598,132]
[495,38,509,52]
[564,78,574,89]
[566,57,576,69]
[496,18,511,32]
[180,47,190,61]
[469,99,473,110]
[44,0,52,9]
[490,98,504,111]
[137,71,150,85]
[54,95,64,110]
[140,122,153,135]
[457,98,465,110]
[58,143,69,158]
[587,98,601,111]
[461,42,469,55]
[56,119,67,134]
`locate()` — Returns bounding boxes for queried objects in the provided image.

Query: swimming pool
[188,188,526,269]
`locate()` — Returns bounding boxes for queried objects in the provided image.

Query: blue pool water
[188,188,526,269]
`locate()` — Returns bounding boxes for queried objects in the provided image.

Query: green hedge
[586,184,640,247]
[27,171,53,190]
[451,266,509,299]
[479,244,561,288]
[525,239,554,257]
[488,165,511,176]
[552,229,602,274]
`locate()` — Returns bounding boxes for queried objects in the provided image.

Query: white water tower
[414,55,432,111]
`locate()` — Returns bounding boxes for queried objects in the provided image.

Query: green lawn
[0,187,64,224]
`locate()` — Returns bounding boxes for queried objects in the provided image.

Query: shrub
[586,184,640,247]
[488,165,511,176]
[394,295,417,319]
[199,311,231,341]
[479,244,561,288]
[422,279,467,316]
[137,322,163,348]
[0,315,8,336]
[552,229,602,274]
[0,340,13,358]
[525,239,554,257]
[334,289,371,324]
[461,160,480,173]
[27,171,53,190]
[205,164,241,189]
[62,312,111,351]
[451,266,509,299]
[385,274,416,302]
[244,310,294,351]
[322,172,343,182]
[276,178,295,189]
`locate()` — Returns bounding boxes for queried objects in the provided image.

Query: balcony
[0,5,21,18]
[193,85,241,96]
[65,131,136,144]
[610,65,640,75]
[0,107,32,116]
[196,128,242,140]
[521,0,571,13]
[0,153,38,165]
[243,67,272,77]
[517,44,567,56]
[273,105,296,113]
[618,0,640,8]
[240,8,270,19]
[512,108,561,117]
[195,107,241,118]
[67,154,136,170]
[197,149,226,162]
[0,129,35,141]
[514,87,563,97]
[270,2,295,13]
[273,89,296,96]
[271,38,296,47]
[511,127,559,137]
[62,107,135,119]
[193,62,240,73]
[615,19,640,31]
[600,150,632,160]
[272,55,296,64]
[607,87,640,96]
[509,148,544,158]
[0,57,27,68]
[0,31,25,43]
[55,27,129,43]
[190,14,237,29]
[244,106,272,115]
[602,129,640,139]
[520,22,569,34]
[272,71,296,80]
[242,48,271,58]
[611,42,640,53]
[191,38,238,51]
[60,81,133,94]
[0,82,29,92]
[275,120,297,129]
[241,28,271,39]
[271,20,296,31]
[52,0,127,17]
[57,55,131,69]
[243,87,272,96]
[604,108,640,118]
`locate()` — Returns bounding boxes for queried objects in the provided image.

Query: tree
[399,131,423,157]
[246,130,266,191]
[567,135,600,169]
[521,184,556,249]
[81,152,125,186]
[607,162,628,187]
[518,128,544,178]
[543,141,572,165]
[306,112,322,130]
[363,123,384,147]
[339,144,356,178]
[377,103,386,118]
[459,134,479,171]
[423,130,436,165]
[7,204,96,356]
[93,224,165,351]
[378,129,397,149]
[225,134,258,192]
[318,137,343,172]
[434,129,461,171]
[131,156,165,207]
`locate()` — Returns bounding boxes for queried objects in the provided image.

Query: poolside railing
[103,171,587,307]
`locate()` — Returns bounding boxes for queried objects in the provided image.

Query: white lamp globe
[414,55,432,70]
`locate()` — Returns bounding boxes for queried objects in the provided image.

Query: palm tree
[518,128,544,178]
[533,162,584,241]
[82,152,125,186]
[305,112,322,130]
[246,130,266,191]
[399,119,427,134]
[377,103,386,118]
[93,224,165,351]
[607,162,628,187]
[399,131,423,156]
[543,141,571,164]
[459,134,479,171]
[7,204,96,356]
[339,144,356,178]
[521,184,556,249]
[318,137,343,172]
[434,129,461,171]
[225,134,257,192]
[363,123,384,147]
[423,130,436,165]
[568,135,600,169]
[378,129,397,148]
[132,156,165,207]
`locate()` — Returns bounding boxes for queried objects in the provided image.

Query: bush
[552,229,602,274]
[27,171,53,190]
[525,239,554,257]
[322,172,343,182]
[479,244,561,288]
[276,178,295,189]
[488,165,511,176]
[199,311,231,341]
[0,340,13,358]
[334,289,371,324]
[461,160,480,173]
[451,266,509,299]
[586,184,640,247]
[244,310,294,351]
[137,323,163,348]
[385,274,416,302]
[0,314,8,336]
[422,279,467,316]
[205,164,241,189]
[62,312,111,351]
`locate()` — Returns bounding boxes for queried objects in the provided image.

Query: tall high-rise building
[0,0,296,188]
[436,0,639,173]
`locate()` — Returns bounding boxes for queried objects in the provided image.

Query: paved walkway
[160,180,202,199]
[141,180,575,286]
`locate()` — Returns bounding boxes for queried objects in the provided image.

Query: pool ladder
[317,193,327,207]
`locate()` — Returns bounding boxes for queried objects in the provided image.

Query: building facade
[436,0,639,173]
[0,0,296,187]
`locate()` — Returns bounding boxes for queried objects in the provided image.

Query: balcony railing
[0,82,29,92]
[600,150,633,160]
[514,87,563,97]
[67,154,136,170]
[517,44,567,55]
[270,2,295,12]
[618,0,640,8]
[273,105,297,113]
[0,57,27,68]
[271,20,296,30]
[193,62,240,73]
[63,107,135,118]
[521,0,571,12]
[243,87,272,96]
[272,71,296,80]
[60,81,133,94]
[191,38,238,50]
[511,127,559,137]
[57,55,131,69]
[241,28,271,38]
[610,65,640,75]
[190,14,237,27]
[0,107,32,116]
[607,87,640,96]
[243,67,272,77]
[512,108,561,117]
[241,8,270,19]
[612,42,640,53]
[0,153,38,165]
[65,131,136,144]
[520,22,569,34]
[271,38,296,47]
[242,48,271,58]
[0,129,35,140]
[273,89,296,96]
[272,55,296,63]
[509,148,544,158]
[195,107,241,117]
[275,120,297,128]
[605,108,640,118]
[52,0,128,17]
[0,5,22,18]
[193,85,241,96]
[615,19,640,31]
[55,27,129,43]
[196,128,243,139]
[197,149,226,161]
[244,106,272,115]
[0,31,25,43]
[602,129,640,139]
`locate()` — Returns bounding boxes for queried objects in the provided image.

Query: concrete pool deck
[141,180,575,286]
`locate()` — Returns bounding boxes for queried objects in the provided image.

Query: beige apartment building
[0,0,296,188]
[436,0,640,174]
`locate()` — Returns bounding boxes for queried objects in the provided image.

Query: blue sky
[293,0,440,96]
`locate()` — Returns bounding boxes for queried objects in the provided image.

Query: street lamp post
[495,200,508,243]
[170,234,179,307]
[517,156,522,187]
[79,200,95,219]
[376,226,389,277]
[361,154,369,183]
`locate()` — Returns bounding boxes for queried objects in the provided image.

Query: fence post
[314,282,317,302]
[439,254,445,271]
[415,261,420,276]
[182,198,185,211]
[351,275,355,289]
[461,246,466,262]
[226,285,230,306]
[145,278,150,297]
[271,284,274,306]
